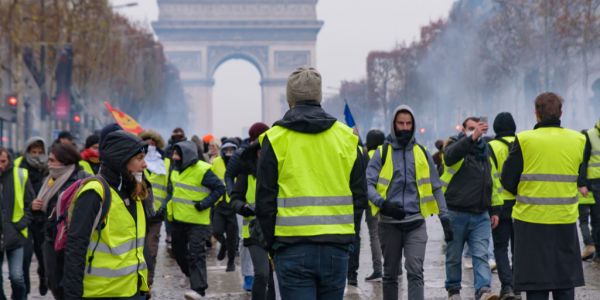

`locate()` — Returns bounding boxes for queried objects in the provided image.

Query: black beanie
[366,129,385,151]
[85,134,100,149]
[493,112,516,138]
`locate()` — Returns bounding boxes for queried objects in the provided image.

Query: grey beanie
[286,66,322,107]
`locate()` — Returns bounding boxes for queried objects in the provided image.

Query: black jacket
[230,144,261,246]
[0,165,34,251]
[444,134,498,215]
[256,101,368,248]
[224,139,252,196]
[581,127,600,192]
[18,159,49,223]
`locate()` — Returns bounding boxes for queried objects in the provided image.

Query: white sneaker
[184,290,204,300]
[463,258,473,269]
[489,259,497,272]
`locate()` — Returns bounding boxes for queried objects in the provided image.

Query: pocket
[274,251,306,285]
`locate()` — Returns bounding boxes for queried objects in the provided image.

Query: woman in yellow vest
[501,92,585,300]
[63,130,150,299]
[168,141,225,299]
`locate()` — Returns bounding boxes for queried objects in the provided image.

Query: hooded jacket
[581,121,600,192]
[256,101,368,248]
[366,105,448,224]
[170,141,225,214]
[17,136,49,194]
[0,160,34,251]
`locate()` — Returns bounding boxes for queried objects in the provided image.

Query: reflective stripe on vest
[211,156,228,203]
[488,137,516,200]
[79,160,95,175]
[77,180,149,297]
[587,127,600,180]
[514,127,585,224]
[168,161,212,225]
[266,122,357,238]
[12,167,28,238]
[242,175,256,239]
[372,143,440,218]
[145,158,171,212]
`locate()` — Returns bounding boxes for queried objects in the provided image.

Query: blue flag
[344,103,356,128]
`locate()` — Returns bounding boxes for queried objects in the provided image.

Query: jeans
[366,206,383,274]
[248,245,275,300]
[492,200,515,290]
[274,243,349,300]
[146,221,162,287]
[348,209,363,280]
[445,210,492,296]
[23,219,46,295]
[0,247,26,300]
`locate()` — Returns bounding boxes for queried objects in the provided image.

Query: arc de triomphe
[153,0,323,134]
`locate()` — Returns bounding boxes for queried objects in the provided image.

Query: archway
[212,59,262,138]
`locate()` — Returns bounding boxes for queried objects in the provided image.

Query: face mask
[49,165,69,179]
[26,154,48,169]
[133,172,143,183]
[395,130,412,145]
[465,130,475,136]
[147,145,157,154]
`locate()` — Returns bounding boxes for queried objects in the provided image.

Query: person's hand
[381,201,406,220]
[579,186,590,198]
[239,204,256,217]
[440,217,454,242]
[472,122,489,141]
[491,215,500,229]
[194,201,209,212]
[31,199,43,211]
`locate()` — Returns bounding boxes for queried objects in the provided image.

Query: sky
[110,0,456,137]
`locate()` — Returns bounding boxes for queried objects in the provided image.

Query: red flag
[104,102,143,134]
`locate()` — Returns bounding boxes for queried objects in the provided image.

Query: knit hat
[286,66,322,107]
[493,112,516,138]
[248,122,270,141]
[202,134,214,144]
[366,129,385,151]
[58,131,73,141]
[84,134,100,149]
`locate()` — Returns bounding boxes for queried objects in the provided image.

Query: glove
[440,217,454,242]
[194,201,210,212]
[239,204,256,217]
[380,201,406,220]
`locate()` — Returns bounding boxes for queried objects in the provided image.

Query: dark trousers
[578,202,600,255]
[492,200,515,290]
[172,222,210,294]
[146,221,162,287]
[248,245,275,300]
[23,219,46,294]
[212,211,239,261]
[348,209,363,280]
[274,243,349,300]
[42,240,64,300]
[526,288,574,300]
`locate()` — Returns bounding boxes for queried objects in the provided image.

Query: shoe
[243,276,254,291]
[39,280,48,296]
[347,277,358,287]
[489,259,497,272]
[184,290,204,300]
[478,289,499,300]
[448,290,462,300]
[582,245,595,260]
[364,271,382,282]
[499,286,516,300]
[217,244,227,261]
[226,259,236,272]
[463,258,473,269]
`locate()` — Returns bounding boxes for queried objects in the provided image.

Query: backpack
[53,176,112,252]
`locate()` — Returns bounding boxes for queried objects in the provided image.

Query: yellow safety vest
[579,191,595,205]
[167,161,212,225]
[13,156,23,168]
[513,127,585,224]
[587,126,600,180]
[12,167,28,238]
[144,158,171,212]
[263,122,357,238]
[211,156,228,203]
[371,144,440,218]
[79,160,95,175]
[488,136,516,201]
[440,145,504,207]
[242,175,256,239]
[76,180,148,298]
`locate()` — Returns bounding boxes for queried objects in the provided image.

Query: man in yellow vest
[366,105,451,300]
[580,120,600,263]
[256,67,367,300]
[488,112,520,300]
[501,92,585,300]
[0,147,33,300]
[169,141,225,299]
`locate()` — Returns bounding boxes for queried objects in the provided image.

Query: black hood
[366,129,385,151]
[493,112,516,138]
[100,130,146,174]
[274,101,336,133]
[174,141,199,171]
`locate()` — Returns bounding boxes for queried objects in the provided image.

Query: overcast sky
[111,0,455,137]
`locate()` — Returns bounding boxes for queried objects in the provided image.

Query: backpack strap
[380,142,390,167]
[87,175,112,274]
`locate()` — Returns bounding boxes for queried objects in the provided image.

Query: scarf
[80,148,100,164]
[37,164,76,213]
[24,153,48,171]
[144,146,166,175]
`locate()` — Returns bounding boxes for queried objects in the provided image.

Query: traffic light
[73,114,81,123]
[6,95,17,107]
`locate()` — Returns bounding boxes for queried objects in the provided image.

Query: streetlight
[112,2,138,9]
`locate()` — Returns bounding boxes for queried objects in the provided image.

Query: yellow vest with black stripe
[79,161,95,175]
[211,156,228,203]
[12,167,28,238]
[587,126,600,180]
[76,180,148,298]
[144,158,171,212]
[168,161,212,225]
[513,127,585,224]
[242,175,256,239]
[439,144,504,207]
[263,122,357,238]
[579,191,595,205]
[372,144,440,218]
[488,137,516,201]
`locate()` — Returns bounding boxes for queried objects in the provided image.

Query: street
[11,217,600,300]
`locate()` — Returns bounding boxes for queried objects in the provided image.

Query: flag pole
[344,98,362,139]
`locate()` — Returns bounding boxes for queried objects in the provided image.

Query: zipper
[402,147,407,209]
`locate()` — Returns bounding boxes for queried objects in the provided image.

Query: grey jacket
[366,105,448,223]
